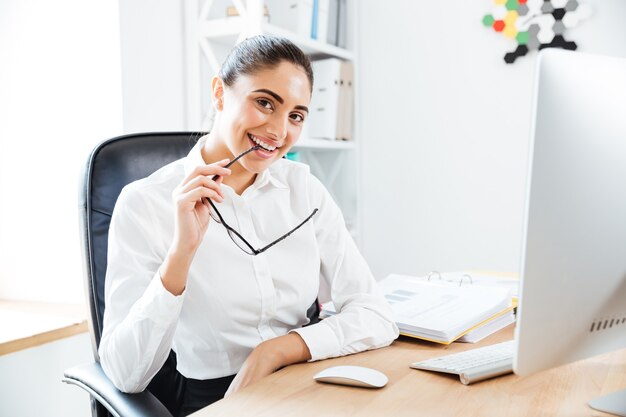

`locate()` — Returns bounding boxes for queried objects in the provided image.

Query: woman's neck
[201,133,256,195]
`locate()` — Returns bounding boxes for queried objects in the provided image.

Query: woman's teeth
[249,134,276,152]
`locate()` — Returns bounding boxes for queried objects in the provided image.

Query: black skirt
[147,350,236,417]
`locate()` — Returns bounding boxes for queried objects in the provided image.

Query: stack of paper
[321,274,513,344]
[456,310,515,343]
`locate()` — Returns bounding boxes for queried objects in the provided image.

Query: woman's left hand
[225,333,311,397]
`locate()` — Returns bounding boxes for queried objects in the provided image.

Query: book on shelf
[336,0,347,48]
[318,0,345,47]
[266,0,314,39]
[326,0,339,45]
[308,58,353,141]
[311,0,330,43]
[337,0,348,48]
[320,273,514,345]
[265,0,346,46]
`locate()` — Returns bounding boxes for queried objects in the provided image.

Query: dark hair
[218,35,314,92]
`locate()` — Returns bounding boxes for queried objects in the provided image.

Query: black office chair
[63,132,320,417]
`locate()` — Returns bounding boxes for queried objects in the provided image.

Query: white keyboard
[410,340,515,385]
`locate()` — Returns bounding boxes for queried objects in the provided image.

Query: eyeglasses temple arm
[210,145,261,181]
[202,145,261,207]
[205,198,258,254]
[256,208,319,255]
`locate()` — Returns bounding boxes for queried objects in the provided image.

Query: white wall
[357,0,626,279]
[0,0,124,303]
[0,333,92,417]
[1,1,122,415]
[118,0,187,132]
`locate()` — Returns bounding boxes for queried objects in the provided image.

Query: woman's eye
[290,113,305,123]
[256,99,272,110]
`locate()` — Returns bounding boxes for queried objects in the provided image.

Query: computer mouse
[313,365,388,388]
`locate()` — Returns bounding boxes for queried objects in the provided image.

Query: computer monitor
[514,49,626,416]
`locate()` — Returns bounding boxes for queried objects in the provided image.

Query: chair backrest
[79,132,203,360]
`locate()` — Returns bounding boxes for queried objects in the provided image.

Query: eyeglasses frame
[202,145,319,256]
[207,199,318,255]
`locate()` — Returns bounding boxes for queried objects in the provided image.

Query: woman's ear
[211,76,225,111]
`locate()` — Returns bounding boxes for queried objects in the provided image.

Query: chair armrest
[63,362,173,417]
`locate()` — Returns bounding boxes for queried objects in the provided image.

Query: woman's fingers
[181,175,225,200]
[176,185,224,205]
[181,159,231,187]
[176,160,231,205]
[168,161,231,254]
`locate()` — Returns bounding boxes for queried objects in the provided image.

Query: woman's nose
[266,115,288,140]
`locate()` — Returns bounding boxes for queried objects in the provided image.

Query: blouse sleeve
[291,175,399,361]
[98,184,184,393]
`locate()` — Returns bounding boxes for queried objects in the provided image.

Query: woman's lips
[247,135,276,159]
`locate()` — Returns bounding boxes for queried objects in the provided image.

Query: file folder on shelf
[308,58,353,141]
[337,60,353,141]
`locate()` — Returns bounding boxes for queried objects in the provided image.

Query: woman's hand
[160,159,231,295]
[171,159,231,253]
[225,333,311,397]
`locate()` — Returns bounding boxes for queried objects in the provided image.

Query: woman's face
[213,61,311,173]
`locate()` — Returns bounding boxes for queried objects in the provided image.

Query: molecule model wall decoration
[483,0,592,64]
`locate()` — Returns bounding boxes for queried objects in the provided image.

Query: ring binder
[321,273,517,344]
[461,274,473,286]
[427,271,442,281]
[428,271,474,286]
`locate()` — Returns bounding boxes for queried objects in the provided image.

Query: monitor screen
[514,49,626,415]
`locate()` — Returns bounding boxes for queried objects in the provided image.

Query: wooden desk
[192,325,626,417]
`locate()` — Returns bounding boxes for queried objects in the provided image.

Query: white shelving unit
[198,19,355,61]
[184,0,360,239]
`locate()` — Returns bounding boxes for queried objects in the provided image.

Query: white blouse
[99,139,399,393]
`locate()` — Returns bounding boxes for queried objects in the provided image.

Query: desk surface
[192,325,626,417]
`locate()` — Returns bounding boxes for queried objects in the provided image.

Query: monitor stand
[588,389,626,417]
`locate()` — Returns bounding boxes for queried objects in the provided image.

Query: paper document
[321,274,512,344]
[456,310,516,343]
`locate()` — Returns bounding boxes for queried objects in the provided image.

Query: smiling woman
[98,35,399,417]
[205,59,312,187]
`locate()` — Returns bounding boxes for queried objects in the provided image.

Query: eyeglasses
[203,146,319,255]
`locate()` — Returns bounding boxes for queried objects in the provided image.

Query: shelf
[198,19,354,60]
[293,138,355,150]
[261,23,354,60]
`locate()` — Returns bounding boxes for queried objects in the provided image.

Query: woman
[99,35,398,416]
